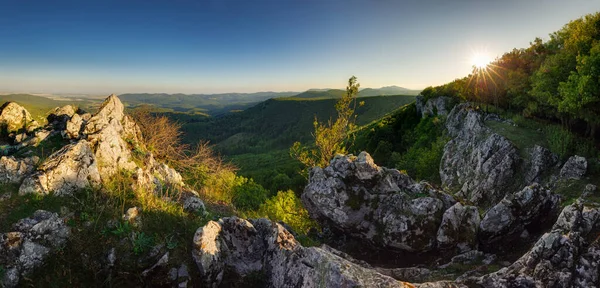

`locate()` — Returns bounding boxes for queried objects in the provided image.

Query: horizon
[1,0,599,95]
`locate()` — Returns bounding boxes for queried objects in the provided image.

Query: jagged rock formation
[415,96,458,118]
[436,202,480,253]
[47,105,77,130]
[0,210,70,288]
[479,183,560,248]
[441,103,520,206]
[192,217,417,288]
[302,152,466,253]
[19,140,102,196]
[0,102,39,134]
[526,145,559,184]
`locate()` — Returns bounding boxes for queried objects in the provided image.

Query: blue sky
[1,0,599,94]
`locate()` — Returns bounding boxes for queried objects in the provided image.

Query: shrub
[232,178,269,211]
[251,190,317,234]
[396,136,447,183]
[545,126,574,159]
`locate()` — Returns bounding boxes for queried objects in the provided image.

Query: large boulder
[192,217,417,288]
[302,152,455,253]
[560,155,588,180]
[0,102,39,134]
[0,210,70,288]
[18,140,101,196]
[47,105,77,130]
[479,183,560,248]
[440,103,520,206]
[82,94,142,177]
[0,156,38,184]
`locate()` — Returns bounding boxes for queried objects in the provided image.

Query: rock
[560,155,587,180]
[133,153,186,194]
[141,252,169,277]
[0,102,39,134]
[122,207,142,227]
[376,267,432,283]
[18,140,102,196]
[107,247,116,268]
[302,152,454,253]
[0,156,38,184]
[82,94,141,177]
[526,145,558,184]
[441,104,520,206]
[479,184,559,247]
[0,210,70,288]
[192,217,414,288]
[416,96,457,118]
[64,113,84,139]
[183,195,206,215]
[47,105,77,130]
[436,202,480,252]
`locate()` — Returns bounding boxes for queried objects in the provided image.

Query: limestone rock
[82,94,141,177]
[436,202,480,252]
[192,217,413,288]
[416,96,457,118]
[560,155,587,180]
[183,195,206,215]
[479,183,559,246]
[0,210,70,288]
[18,140,101,196]
[47,105,77,130]
[303,152,455,253]
[526,145,558,184]
[0,156,38,184]
[0,102,39,134]
[441,103,520,206]
[64,113,85,139]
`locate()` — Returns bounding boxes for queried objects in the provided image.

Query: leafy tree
[291,76,360,169]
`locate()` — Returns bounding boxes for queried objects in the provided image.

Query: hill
[0,94,100,123]
[119,92,299,116]
[290,86,421,100]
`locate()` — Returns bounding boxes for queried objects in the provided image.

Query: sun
[471,52,492,69]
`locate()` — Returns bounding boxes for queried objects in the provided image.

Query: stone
[302,152,454,253]
[64,113,84,139]
[183,195,206,215]
[122,207,142,227]
[560,155,588,180]
[440,104,520,206]
[415,96,458,118]
[526,145,558,184]
[18,140,102,196]
[141,252,169,277]
[0,102,39,134]
[436,202,480,252]
[47,105,77,130]
[479,184,559,246]
[0,156,38,184]
[192,217,414,288]
[82,94,141,177]
[0,210,70,288]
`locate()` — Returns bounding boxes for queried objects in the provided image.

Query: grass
[0,170,223,287]
[485,120,547,159]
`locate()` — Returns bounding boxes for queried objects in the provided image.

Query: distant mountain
[290,86,421,100]
[119,92,299,116]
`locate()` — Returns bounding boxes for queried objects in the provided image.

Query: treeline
[422,12,600,138]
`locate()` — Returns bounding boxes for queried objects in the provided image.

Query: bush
[232,178,269,211]
[251,190,317,234]
[396,136,447,183]
[545,126,574,159]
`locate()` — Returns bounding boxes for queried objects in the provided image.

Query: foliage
[396,136,447,183]
[131,232,155,255]
[291,76,360,169]
[249,190,318,235]
[420,12,600,142]
[231,177,269,211]
[545,125,575,159]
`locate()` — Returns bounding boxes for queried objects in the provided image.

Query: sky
[1,0,599,95]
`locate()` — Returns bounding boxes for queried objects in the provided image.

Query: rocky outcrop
[47,105,77,130]
[0,210,70,288]
[192,217,416,288]
[560,155,588,180]
[416,96,458,118]
[0,102,39,134]
[441,103,520,206]
[479,183,559,247]
[436,202,480,253]
[0,156,38,184]
[302,152,459,253]
[82,94,141,177]
[19,140,101,196]
[526,145,559,184]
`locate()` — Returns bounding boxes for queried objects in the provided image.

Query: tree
[290,76,360,170]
